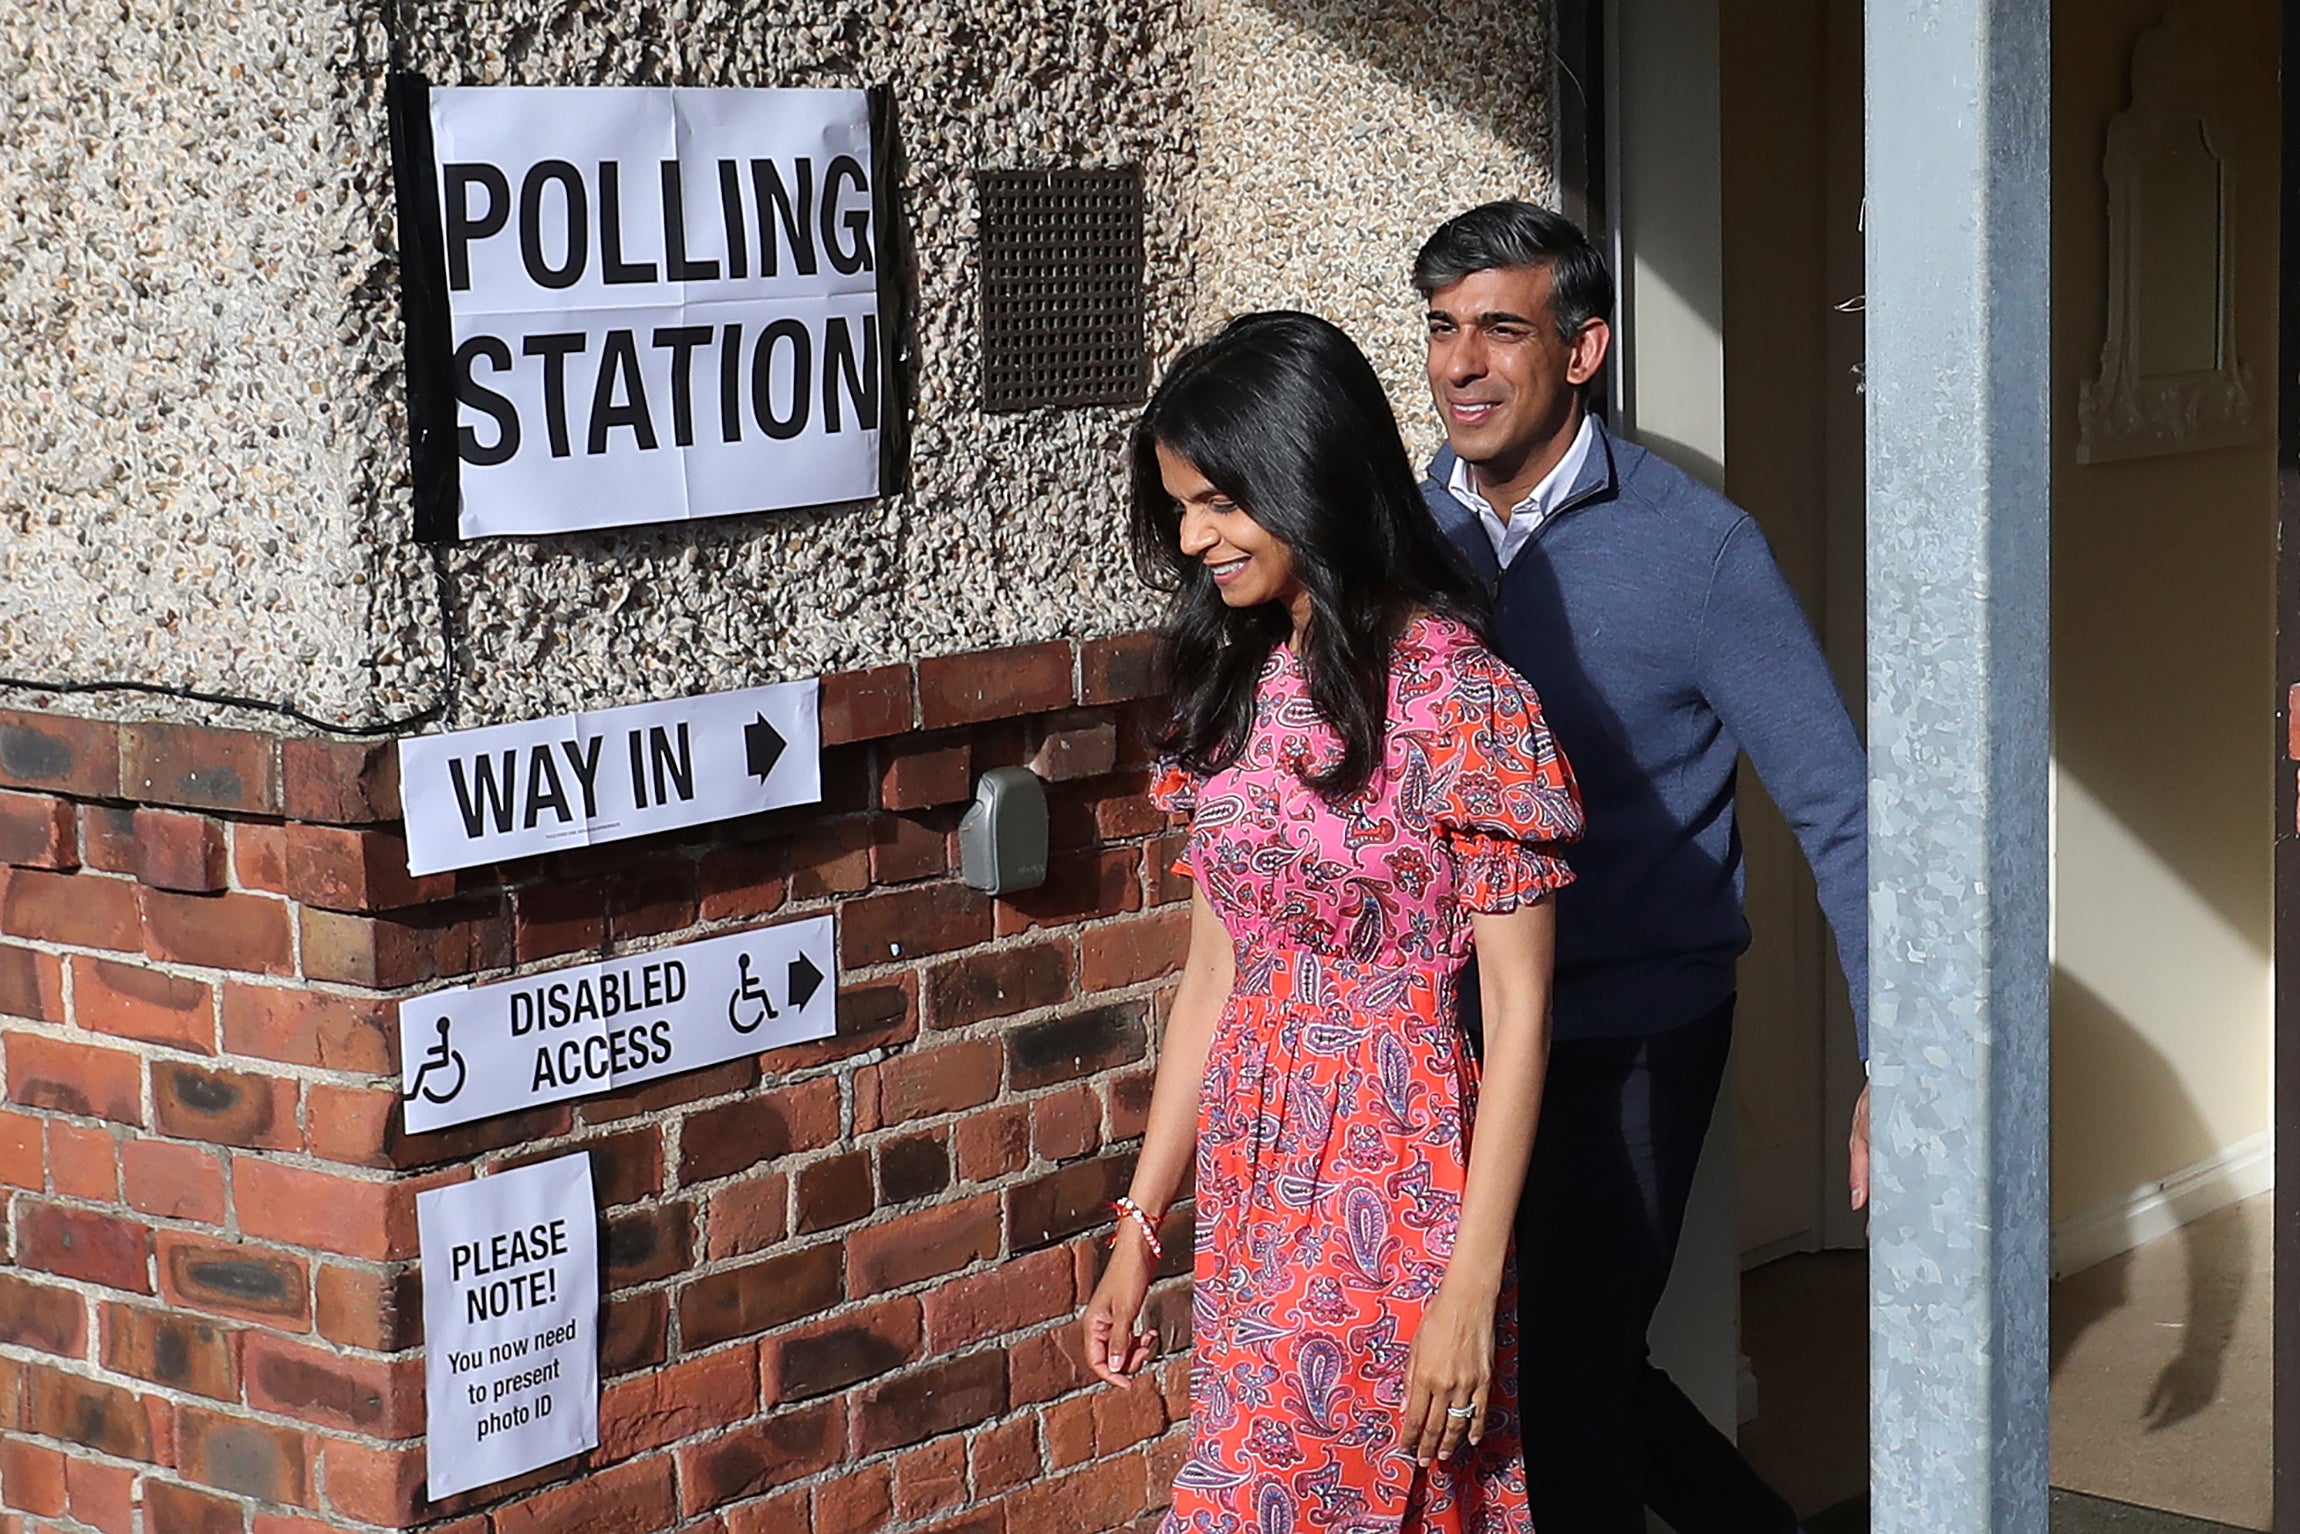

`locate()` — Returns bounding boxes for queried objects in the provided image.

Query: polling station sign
[400,915,836,1134]
[419,1153,599,1499]
[397,679,818,876]
[387,81,900,541]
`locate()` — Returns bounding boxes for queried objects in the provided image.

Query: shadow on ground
[1806,1489,2252,1533]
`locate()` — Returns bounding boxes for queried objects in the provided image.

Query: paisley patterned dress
[1154,613,1583,1534]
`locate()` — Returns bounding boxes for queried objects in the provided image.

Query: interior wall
[1718,0,1868,1264]
[2049,0,2278,1233]
[1610,0,1723,486]
[1609,0,1741,1440]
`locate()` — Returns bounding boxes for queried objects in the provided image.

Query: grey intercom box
[957,766,1049,894]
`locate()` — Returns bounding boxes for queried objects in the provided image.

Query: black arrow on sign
[744,713,787,782]
[786,952,824,1011]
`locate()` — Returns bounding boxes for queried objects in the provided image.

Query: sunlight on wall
[2050,764,2271,1226]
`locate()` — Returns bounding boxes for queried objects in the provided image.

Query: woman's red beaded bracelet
[1110,1196,1164,1259]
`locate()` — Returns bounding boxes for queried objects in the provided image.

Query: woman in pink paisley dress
[1080,312,1583,1534]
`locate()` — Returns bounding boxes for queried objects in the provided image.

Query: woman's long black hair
[1130,311,1492,800]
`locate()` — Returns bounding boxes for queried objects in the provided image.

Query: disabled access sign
[398,914,835,1133]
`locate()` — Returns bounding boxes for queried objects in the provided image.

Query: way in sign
[399,679,819,877]
[449,724,698,837]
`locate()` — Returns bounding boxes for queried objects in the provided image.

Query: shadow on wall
[1626,430,1724,490]
[2047,0,2279,955]
[2049,966,2247,1435]
[2050,760,2271,1216]
[1227,0,1551,162]
[1187,0,1559,454]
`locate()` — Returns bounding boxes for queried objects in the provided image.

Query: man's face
[1424,264,1604,478]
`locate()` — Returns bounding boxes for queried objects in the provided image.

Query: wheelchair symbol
[727,954,779,1034]
[402,1017,467,1105]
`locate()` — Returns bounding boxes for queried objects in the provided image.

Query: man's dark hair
[1412,200,1615,343]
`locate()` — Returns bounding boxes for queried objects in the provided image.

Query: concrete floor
[1803,1489,2253,1533]
[1735,1192,2271,1532]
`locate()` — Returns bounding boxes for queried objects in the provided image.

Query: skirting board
[2050,1130,2274,1279]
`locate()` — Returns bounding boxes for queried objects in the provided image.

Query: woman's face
[1157,443,1306,619]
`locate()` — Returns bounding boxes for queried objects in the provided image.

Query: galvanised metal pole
[1864,3,2051,1530]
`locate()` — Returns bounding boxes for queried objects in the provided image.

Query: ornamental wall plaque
[2076,7,2257,464]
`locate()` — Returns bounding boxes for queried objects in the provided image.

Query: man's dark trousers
[1516,998,1801,1533]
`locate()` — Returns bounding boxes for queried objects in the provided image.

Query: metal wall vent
[978,167,1147,412]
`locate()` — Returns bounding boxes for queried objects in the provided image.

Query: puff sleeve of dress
[1429,645,1584,912]
[1148,760,1201,817]
[1149,760,1204,882]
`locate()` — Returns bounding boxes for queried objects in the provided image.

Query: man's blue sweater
[1424,417,1870,1049]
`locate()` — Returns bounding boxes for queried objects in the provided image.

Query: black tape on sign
[387,72,463,545]
[867,84,913,500]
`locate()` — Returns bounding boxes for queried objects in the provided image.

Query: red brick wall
[0,632,1193,1534]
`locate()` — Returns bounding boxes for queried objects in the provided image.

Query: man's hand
[1849,1082,1871,1211]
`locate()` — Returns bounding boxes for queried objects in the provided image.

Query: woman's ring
[1445,1405,1476,1419]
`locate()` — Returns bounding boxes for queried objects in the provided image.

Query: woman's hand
[1397,899,1549,1467]
[1400,1275,1497,1465]
[1082,1235,1158,1389]
[1083,887,1229,1390]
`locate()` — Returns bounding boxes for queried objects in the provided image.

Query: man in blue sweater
[1414,201,1869,1532]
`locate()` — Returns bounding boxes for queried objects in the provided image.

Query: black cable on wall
[1,0,459,740]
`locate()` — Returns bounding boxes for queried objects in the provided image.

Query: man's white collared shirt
[1447,413,1597,570]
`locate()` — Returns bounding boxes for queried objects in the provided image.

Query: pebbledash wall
[0,3,1556,1533]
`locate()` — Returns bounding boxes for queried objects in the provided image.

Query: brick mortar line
[508,1175,1150,1318]
[0,954,448,1009]
[0,1243,424,1365]
[920,967,1177,1027]
[217,1141,243,1242]
[2,1013,382,1096]
[1,793,1175,980]
[608,1200,1132,1333]
[518,1302,1191,1497]
[685,1345,1195,1527]
[2,938,1140,1103]
[5,1008,1174,1254]
[0,1435,387,1526]
[290,870,1108,998]
[501,1338,1180,1529]
[0,628,1159,750]
[479,1057,1161,1187]
[8,1177,246,1246]
[6,1198,279,1296]
[13,1130,417,1188]
[1,933,1172,1091]
[566,1060,849,1130]
[0,1343,427,1448]
[645,1067,1147,1179]
[4,1312,1194,1525]
[612,1168,1146,1312]
[0,1300,1180,1452]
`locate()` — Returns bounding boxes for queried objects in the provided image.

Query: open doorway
[1703,1,2282,1529]
[1715,0,1870,1522]
[2044,3,2277,1527]
[1600,0,2281,1523]
[1589,0,1872,1518]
